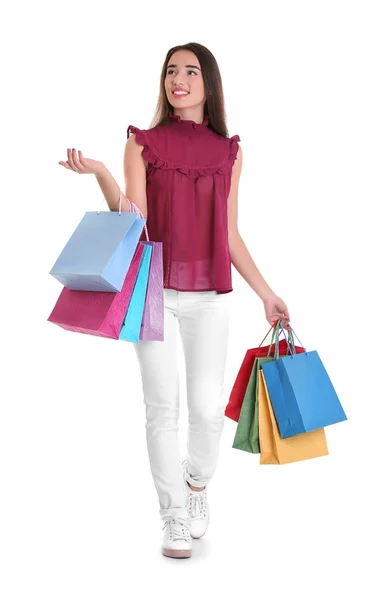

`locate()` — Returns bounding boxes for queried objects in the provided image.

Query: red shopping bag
[225,326,305,422]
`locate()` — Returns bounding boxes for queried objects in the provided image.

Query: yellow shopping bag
[258,371,329,464]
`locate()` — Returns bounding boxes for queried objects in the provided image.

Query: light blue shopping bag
[119,243,153,343]
[50,211,146,292]
[261,324,347,438]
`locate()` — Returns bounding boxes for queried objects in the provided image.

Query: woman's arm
[94,135,148,215]
[228,146,290,326]
[123,134,148,218]
[94,164,123,211]
[227,146,274,301]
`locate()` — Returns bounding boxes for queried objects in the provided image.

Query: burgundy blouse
[127,113,240,294]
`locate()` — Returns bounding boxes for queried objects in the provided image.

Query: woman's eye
[166,69,198,76]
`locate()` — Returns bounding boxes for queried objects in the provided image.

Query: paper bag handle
[97,190,149,242]
[119,190,150,242]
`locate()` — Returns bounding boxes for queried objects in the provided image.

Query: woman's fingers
[71,148,84,172]
[60,149,97,174]
[67,148,79,172]
[67,148,84,172]
[58,161,74,170]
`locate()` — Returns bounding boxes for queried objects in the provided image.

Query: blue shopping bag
[50,211,146,292]
[261,325,347,438]
[119,243,153,343]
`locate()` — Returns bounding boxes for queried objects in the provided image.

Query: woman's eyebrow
[166,64,201,71]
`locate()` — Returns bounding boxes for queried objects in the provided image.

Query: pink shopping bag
[47,243,144,339]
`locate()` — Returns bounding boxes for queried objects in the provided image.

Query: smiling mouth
[172,91,189,96]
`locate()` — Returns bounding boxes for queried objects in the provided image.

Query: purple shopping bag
[47,244,144,339]
[140,242,164,341]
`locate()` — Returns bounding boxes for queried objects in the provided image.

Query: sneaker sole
[162,548,192,558]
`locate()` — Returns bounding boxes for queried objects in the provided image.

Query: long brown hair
[149,42,229,138]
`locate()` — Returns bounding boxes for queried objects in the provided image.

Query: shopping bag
[119,243,153,343]
[225,326,305,422]
[139,241,164,341]
[49,197,146,292]
[261,326,347,438]
[232,356,273,453]
[258,371,329,464]
[47,243,144,339]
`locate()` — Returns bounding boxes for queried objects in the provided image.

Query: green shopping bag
[232,322,298,454]
[232,356,273,453]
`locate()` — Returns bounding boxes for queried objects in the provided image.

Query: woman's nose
[173,74,185,87]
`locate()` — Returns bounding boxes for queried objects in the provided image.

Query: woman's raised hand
[59,148,104,176]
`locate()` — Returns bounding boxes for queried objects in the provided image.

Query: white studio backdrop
[1,1,389,598]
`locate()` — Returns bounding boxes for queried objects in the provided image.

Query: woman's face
[164,50,206,112]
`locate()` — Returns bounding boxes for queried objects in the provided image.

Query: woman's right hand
[59,148,104,176]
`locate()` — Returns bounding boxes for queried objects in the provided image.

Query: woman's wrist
[260,289,276,303]
[94,161,107,178]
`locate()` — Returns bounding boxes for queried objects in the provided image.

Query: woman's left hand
[263,293,290,328]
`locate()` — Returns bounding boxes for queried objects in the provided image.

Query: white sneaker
[162,516,192,559]
[182,459,210,539]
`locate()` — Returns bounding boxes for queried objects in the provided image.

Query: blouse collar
[168,111,209,129]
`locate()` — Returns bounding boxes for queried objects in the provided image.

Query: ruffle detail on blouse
[127,125,241,179]
[168,112,210,129]
[223,134,241,173]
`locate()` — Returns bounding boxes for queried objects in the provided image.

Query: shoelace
[162,517,191,543]
[187,489,207,520]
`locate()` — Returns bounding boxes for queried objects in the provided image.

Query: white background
[1,0,389,598]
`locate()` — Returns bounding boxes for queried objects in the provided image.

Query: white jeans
[133,288,231,521]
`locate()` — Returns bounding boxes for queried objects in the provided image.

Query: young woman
[59,42,290,560]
